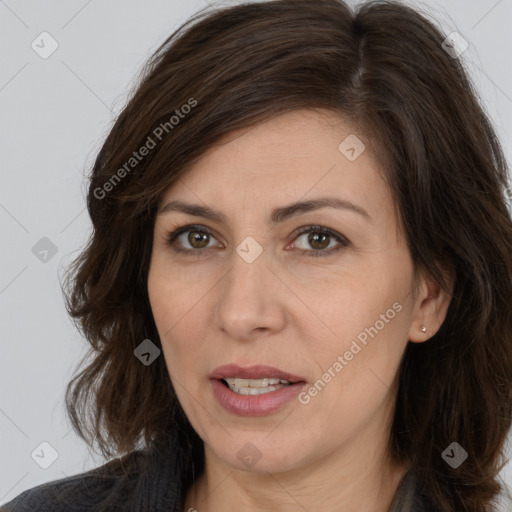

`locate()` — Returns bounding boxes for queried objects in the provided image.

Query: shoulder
[390,470,442,512]
[391,470,512,511]
[0,450,146,512]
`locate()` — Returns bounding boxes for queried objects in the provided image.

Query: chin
[208,435,311,474]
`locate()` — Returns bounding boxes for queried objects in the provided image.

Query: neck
[183,429,408,512]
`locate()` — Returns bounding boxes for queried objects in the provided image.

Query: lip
[210,364,307,416]
[210,364,306,383]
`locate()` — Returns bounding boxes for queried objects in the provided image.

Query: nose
[214,245,286,342]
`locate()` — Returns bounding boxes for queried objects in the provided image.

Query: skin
[147,109,454,512]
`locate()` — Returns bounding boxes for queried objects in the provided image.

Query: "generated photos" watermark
[298,301,403,404]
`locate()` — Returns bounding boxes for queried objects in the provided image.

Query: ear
[408,265,455,343]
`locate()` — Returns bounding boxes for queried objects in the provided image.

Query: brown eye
[305,232,331,251]
[186,230,211,249]
[292,226,349,257]
[166,224,349,259]
[166,225,219,256]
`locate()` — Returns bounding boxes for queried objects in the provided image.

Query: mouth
[211,364,307,396]
[210,364,307,416]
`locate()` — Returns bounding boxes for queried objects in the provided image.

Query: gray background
[1,0,511,505]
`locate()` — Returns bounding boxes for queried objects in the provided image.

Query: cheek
[298,263,407,337]
[148,257,206,338]
[147,261,218,389]
[296,291,408,439]
[297,258,411,389]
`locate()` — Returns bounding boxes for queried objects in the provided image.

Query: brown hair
[62,0,512,510]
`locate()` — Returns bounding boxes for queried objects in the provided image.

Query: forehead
[159,109,389,220]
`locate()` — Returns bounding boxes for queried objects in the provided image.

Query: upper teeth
[224,377,291,388]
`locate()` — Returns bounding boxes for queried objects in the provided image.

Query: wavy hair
[61,1,512,510]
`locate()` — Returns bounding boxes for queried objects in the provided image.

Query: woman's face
[148,109,448,474]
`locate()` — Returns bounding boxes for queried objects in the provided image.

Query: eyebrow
[158,196,371,225]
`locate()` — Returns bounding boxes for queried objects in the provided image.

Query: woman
[2,0,511,511]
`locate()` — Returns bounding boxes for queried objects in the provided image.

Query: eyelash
[165,224,350,258]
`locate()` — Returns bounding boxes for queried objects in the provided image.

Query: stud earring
[420,325,427,333]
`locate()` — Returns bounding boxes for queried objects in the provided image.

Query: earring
[420,325,427,333]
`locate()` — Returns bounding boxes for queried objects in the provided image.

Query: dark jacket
[1,435,439,512]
